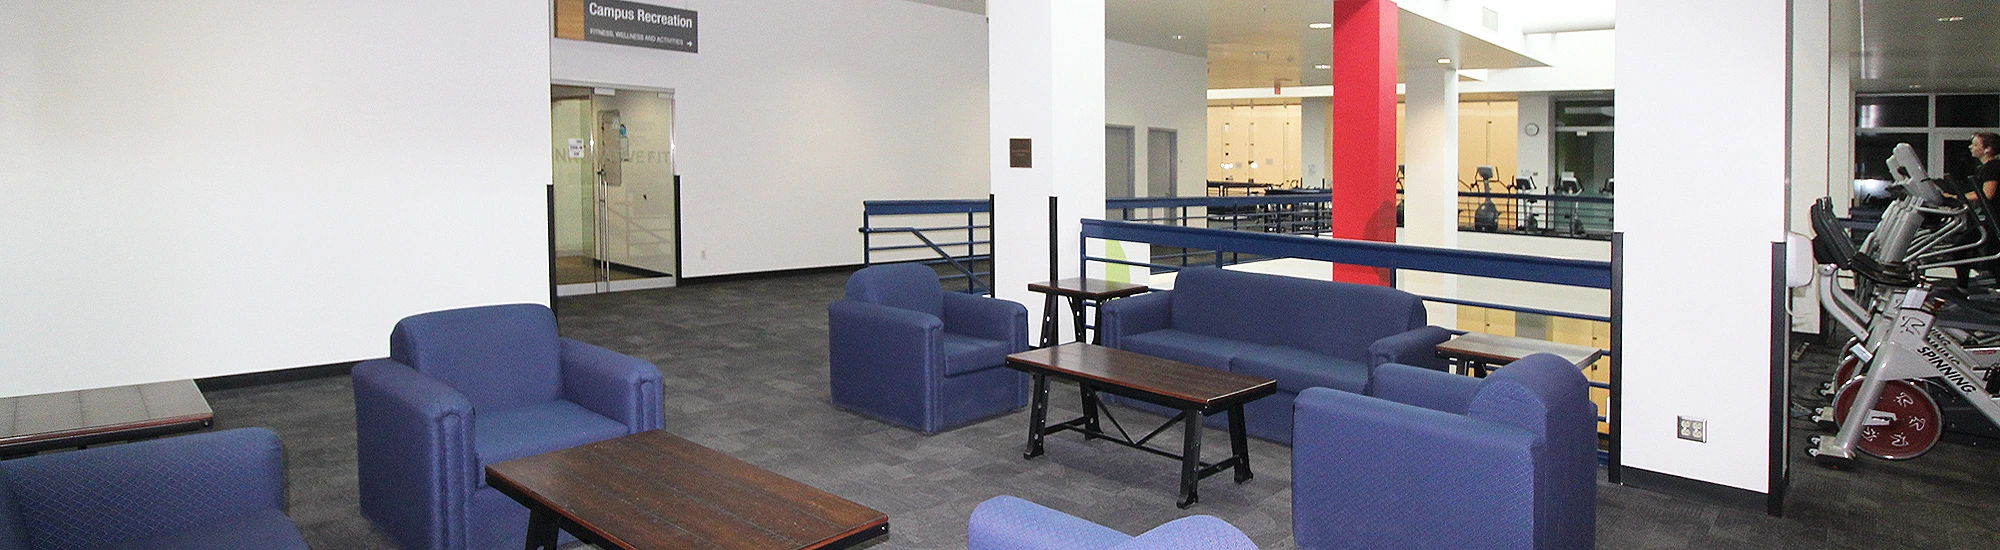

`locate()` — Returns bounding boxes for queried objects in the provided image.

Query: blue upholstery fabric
[1291,354,1596,550]
[1099,267,1447,445]
[1465,353,1599,550]
[1368,363,1482,415]
[828,265,1029,433]
[940,332,1013,377]
[1122,329,1265,372]
[844,263,944,317]
[0,428,305,550]
[967,496,1256,550]
[1230,348,1370,444]
[93,510,307,550]
[390,304,562,415]
[355,303,664,550]
[473,400,629,480]
[1230,347,1368,394]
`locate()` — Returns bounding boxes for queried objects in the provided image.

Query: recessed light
[1908,84,1924,89]
[1172,35,1184,40]
[1437,58,1453,64]
[1308,22,1333,29]
[1938,16,1966,22]
[1314,64,1331,70]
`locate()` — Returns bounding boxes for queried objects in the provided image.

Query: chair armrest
[352,359,476,550]
[1368,326,1452,370]
[1293,387,1537,550]
[560,338,665,433]
[1369,363,1484,415]
[0,428,286,545]
[1100,290,1172,349]
[968,496,1128,550]
[942,292,1030,351]
[1113,516,1259,550]
[829,300,947,428]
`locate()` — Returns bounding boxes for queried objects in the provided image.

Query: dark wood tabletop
[1005,343,1275,409]
[0,380,213,457]
[1027,278,1151,300]
[1435,332,1605,369]
[485,429,888,550]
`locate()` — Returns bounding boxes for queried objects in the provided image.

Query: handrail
[862,226,991,295]
[863,199,992,215]
[1079,219,1611,289]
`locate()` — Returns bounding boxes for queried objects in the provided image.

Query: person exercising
[1971,131,2000,203]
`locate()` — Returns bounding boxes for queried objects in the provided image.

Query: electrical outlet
[1677,416,1707,442]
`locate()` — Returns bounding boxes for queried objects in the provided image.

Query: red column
[1329,0,1397,285]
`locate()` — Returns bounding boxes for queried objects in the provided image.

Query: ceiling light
[1938,16,1965,22]
[1314,64,1331,70]
[1172,35,1184,40]
[1308,22,1333,29]
[1437,58,1452,64]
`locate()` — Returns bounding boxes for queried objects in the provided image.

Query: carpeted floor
[201,268,2000,549]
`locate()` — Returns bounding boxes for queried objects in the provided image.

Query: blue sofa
[828,264,1030,433]
[0,428,307,550]
[968,496,1257,550]
[354,303,664,550]
[1292,354,1597,550]
[1099,266,1450,443]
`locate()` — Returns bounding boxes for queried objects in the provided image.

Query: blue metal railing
[861,199,993,294]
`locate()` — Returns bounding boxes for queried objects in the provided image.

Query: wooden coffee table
[0,380,213,458]
[1434,332,1605,377]
[485,430,888,550]
[1005,343,1277,508]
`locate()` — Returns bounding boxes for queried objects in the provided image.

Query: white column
[1618,0,1789,494]
[1301,97,1331,189]
[990,0,1106,333]
[1400,65,1459,325]
[1516,94,1552,191]
[1789,0,1832,333]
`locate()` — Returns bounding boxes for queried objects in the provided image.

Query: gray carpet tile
[196,269,2000,549]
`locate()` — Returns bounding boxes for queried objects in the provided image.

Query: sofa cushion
[1163,267,1425,363]
[941,332,1011,377]
[1230,346,1370,394]
[475,400,628,483]
[391,304,563,415]
[88,509,306,550]
[1123,329,1267,371]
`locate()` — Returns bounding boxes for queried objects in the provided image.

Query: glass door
[551,84,678,296]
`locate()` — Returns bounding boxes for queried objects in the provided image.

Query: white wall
[0,1,552,396]
[1617,0,1788,493]
[1106,40,1208,198]
[551,0,989,278]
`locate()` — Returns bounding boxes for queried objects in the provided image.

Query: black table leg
[1090,297,1108,345]
[524,508,559,550]
[1067,296,1087,344]
[1079,385,1101,440]
[1038,294,1060,348]
[1177,410,1202,509]
[1025,373,1049,459]
[1229,405,1253,483]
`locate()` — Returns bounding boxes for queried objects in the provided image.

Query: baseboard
[678,264,863,286]
[1620,467,1773,513]
[195,361,359,392]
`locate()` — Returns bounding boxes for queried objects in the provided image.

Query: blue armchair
[1292,353,1597,550]
[968,496,1256,550]
[828,264,1030,433]
[354,303,664,550]
[0,428,307,550]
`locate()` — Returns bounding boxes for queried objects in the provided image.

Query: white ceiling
[897,0,2000,95]
[1849,0,2000,93]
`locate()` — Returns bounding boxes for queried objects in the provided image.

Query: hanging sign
[555,0,698,53]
